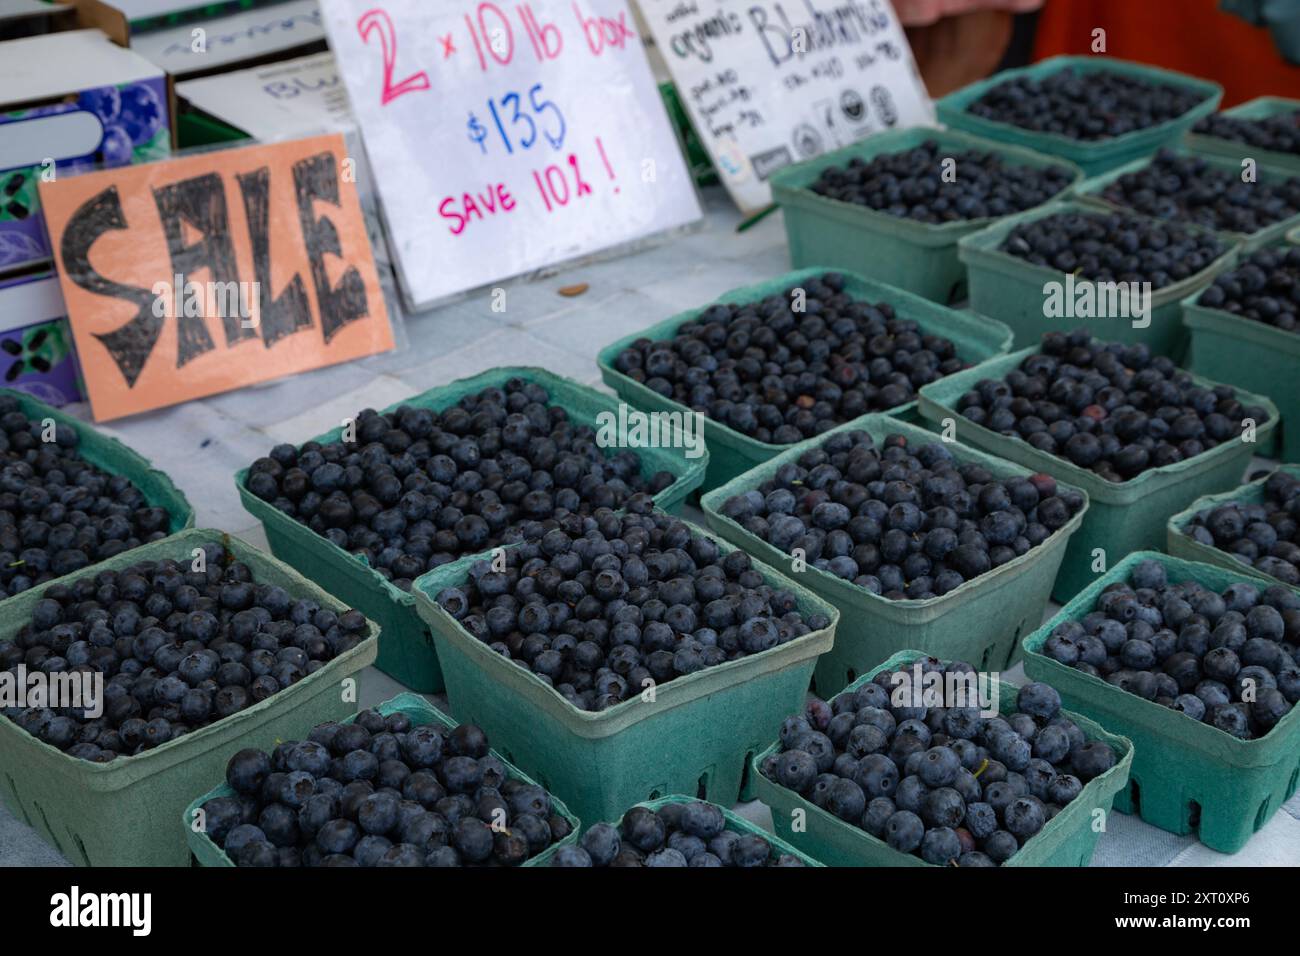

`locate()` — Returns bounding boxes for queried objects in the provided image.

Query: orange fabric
[1032,0,1300,106]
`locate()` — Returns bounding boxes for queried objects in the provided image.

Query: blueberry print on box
[0,76,170,273]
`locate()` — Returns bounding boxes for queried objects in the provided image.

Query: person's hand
[893,0,1045,97]
[894,0,1044,27]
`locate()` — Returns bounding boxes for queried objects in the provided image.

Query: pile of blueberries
[999,209,1226,288]
[552,800,805,866]
[243,379,676,592]
[955,329,1268,482]
[0,395,173,598]
[610,273,968,445]
[1193,109,1300,156]
[966,68,1206,140]
[760,659,1118,865]
[1196,243,1300,333]
[1041,558,1299,738]
[0,541,371,762]
[1183,469,1300,587]
[1099,149,1300,236]
[202,708,569,866]
[808,139,1075,224]
[435,505,830,712]
[718,430,1083,600]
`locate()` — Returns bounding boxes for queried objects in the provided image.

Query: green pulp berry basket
[1184,96,1300,175]
[957,199,1240,358]
[1182,274,1299,462]
[1023,551,1300,853]
[917,347,1279,604]
[0,529,379,867]
[753,649,1134,867]
[701,415,1087,697]
[936,55,1222,177]
[183,692,580,866]
[1074,147,1300,251]
[596,267,1014,496]
[0,387,194,602]
[1166,464,1300,581]
[581,794,824,866]
[410,516,839,827]
[769,127,1084,304]
[235,367,708,695]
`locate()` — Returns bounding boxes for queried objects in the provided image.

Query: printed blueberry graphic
[100,125,135,166]
[78,85,122,125]
[0,170,34,221]
[117,83,164,146]
[1,322,70,383]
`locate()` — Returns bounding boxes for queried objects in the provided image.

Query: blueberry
[1016,682,1061,720]
[920,826,962,865]
[884,810,925,853]
[550,846,593,867]
[580,822,621,866]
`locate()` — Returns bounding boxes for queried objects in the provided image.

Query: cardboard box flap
[0,28,163,107]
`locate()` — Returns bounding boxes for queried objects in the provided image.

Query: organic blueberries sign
[637,0,934,213]
[319,0,702,310]
[37,133,394,421]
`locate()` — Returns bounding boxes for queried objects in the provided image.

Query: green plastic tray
[183,692,580,866]
[0,387,194,606]
[1074,146,1300,251]
[958,199,1240,358]
[917,347,1279,604]
[936,56,1222,177]
[1182,274,1298,461]
[235,367,708,695]
[1166,464,1300,579]
[596,267,1014,496]
[769,127,1083,303]
[753,649,1134,867]
[1023,551,1300,853]
[589,794,824,866]
[410,516,839,826]
[1184,96,1300,174]
[0,528,379,867]
[701,415,1087,696]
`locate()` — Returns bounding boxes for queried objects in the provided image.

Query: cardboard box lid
[0,28,163,108]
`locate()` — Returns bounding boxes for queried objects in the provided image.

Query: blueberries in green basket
[1,543,372,762]
[1100,149,1300,236]
[243,378,676,592]
[1194,109,1300,156]
[808,139,1074,224]
[434,509,821,711]
[553,799,802,868]
[1184,470,1300,587]
[612,272,970,446]
[721,429,1083,601]
[0,394,175,599]
[764,658,1111,865]
[1197,244,1300,335]
[966,67,1205,141]
[956,329,1267,483]
[205,708,566,867]
[1045,562,1299,737]
[1000,208,1226,291]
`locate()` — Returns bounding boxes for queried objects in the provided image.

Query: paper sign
[320,0,703,311]
[39,132,394,421]
[636,0,934,213]
[177,52,354,142]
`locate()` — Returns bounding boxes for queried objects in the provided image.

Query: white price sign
[637,0,935,213]
[321,0,702,310]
